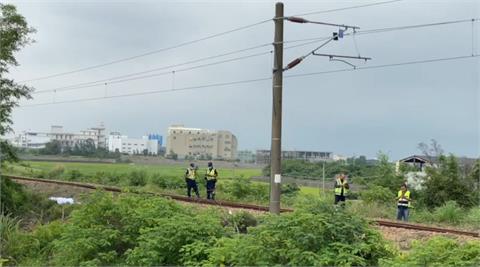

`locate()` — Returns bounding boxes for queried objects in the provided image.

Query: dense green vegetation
[2,190,479,266]
[36,140,122,159]
[0,192,384,266]
[380,236,480,266]
[262,155,377,179]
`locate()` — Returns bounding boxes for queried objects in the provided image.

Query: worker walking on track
[185,163,200,198]
[204,161,218,200]
[396,184,411,221]
[334,173,349,206]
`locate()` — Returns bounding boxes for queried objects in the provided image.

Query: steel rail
[4,175,293,212]
[4,175,479,237]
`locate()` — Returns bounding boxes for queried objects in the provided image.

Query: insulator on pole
[287,16,309,23]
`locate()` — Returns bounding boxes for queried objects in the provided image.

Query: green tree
[421,155,478,208]
[364,152,404,193]
[39,140,62,155]
[0,4,35,164]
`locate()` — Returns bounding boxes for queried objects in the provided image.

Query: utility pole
[322,161,325,195]
[267,2,369,214]
[269,2,284,214]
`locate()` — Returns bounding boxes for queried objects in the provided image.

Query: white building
[11,124,107,149]
[49,125,106,149]
[11,131,51,149]
[107,133,158,155]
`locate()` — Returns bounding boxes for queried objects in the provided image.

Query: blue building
[147,134,163,147]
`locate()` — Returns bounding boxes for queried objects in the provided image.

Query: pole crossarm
[286,16,360,30]
[312,52,372,61]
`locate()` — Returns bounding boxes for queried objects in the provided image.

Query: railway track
[4,175,293,213]
[4,175,479,238]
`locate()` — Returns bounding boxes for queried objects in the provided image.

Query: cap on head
[190,163,195,168]
[208,162,213,167]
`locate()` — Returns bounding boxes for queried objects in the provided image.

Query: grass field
[4,160,326,200]
[6,161,262,179]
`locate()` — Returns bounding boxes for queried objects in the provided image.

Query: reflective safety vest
[334,178,349,196]
[397,190,411,207]
[205,168,217,181]
[186,168,196,180]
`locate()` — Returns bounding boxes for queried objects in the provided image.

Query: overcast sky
[5,0,479,160]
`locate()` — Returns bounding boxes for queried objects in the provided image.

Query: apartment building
[166,125,237,160]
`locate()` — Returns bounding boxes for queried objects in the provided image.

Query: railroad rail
[374,219,479,238]
[4,175,293,213]
[4,175,479,238]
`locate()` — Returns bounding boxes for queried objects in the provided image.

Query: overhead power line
[20,0,404,83]
[20,54,478,108]
[19,19,271,83]
[33,50,273,94]
[284,18,480,44]
[32,18,480,95]
[291,0,403,17]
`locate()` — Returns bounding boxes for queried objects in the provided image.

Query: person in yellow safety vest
[396,184,411,221]
[334,173,349,206]
[204,161,218,200]
[185,163,200,198]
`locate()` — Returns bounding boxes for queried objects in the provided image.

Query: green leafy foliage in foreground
[2,193,396,266]
[381,236,480,267]
[181,196,393,266]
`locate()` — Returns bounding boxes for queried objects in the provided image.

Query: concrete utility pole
[269,2,284,214]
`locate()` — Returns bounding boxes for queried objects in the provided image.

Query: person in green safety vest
[204,161,218,200]
[334,173,349,206]
[396,184,411,221]
[185,163,199,198]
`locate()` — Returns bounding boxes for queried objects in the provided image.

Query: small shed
[396,155,434,172]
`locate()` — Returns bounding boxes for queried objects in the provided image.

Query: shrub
[150,173,184,189]
[226,211,258,233]
[66,169,83,181]
[128,170,147,187]
[421,155,477,208]
[185,197,392,266]
[223,177,269,202]
[432,201,465,224]
[0,176,28,216]
[380,236,480,266]
[281,182,300,196]
[0,214,22,263]
[125,213,225,266]
[361,185,394,204]
[50,192,186,266]
[47,165,65,178]
[464,207,480,227]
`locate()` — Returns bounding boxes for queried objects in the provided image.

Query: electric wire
[33,39,327,95]
[33,50,273,94]
[19,19,271,83]
[291,0,403,17]
[19,0,405,83]
[31,18,480,95]
[20,54,479,108]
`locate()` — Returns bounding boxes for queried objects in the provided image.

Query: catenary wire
[20,54,479,108]
[290,0,403,17]
[19,0,405,83]
[19,19,271,83]
[32,18,479,95]
[33,39,327,94]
